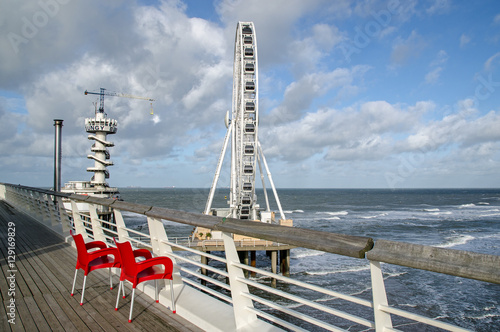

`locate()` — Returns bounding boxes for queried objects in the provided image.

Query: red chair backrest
[71,230,90,267]
[114,239,137,278]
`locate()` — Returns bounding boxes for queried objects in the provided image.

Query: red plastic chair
[113,238,176,322]
[70,230,120,305]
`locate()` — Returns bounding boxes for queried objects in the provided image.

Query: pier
[2,183,500,331]
[0,200,200,332]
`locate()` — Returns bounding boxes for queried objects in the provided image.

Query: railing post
[71,200,87,238]
[147,216,182,312]
[146,217,182,283]
[22,188,34,217]
[55,196,71,235]
[34,191,47,222]
[47,194,60,227]
[222,232,257,329]
[370,261,393,331]
[89,203,106,242]
[113,209,130,241]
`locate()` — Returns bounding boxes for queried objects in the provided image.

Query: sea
[118,188,500,331]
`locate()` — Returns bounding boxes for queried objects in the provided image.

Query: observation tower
[84,104,119,198]
[62,88,153,217]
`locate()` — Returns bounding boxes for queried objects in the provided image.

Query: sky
[1,0,500,189]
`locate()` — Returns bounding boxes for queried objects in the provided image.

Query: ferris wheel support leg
[257,141,286,221]
[257,152,271,212]
[204,125,232,215]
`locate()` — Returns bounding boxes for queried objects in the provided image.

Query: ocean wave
[324,211,349,216]
[361,212,388,219]
[429,211,452,216]
[383,271,409,280]
[436,234,475,248]
[424,208,440,212]
[459,203,476,208]
[305,265,370,276]
[480,213,500,217]
[284,209,304,214]
[478,202,490,205]
[291,249,324,259]
[325,217,341,220]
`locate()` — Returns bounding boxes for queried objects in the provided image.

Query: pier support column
[250,251,256,277]
[271,250,277,288]
[280,249,290,277]
[201,252,209,286]
[239,251,249,278]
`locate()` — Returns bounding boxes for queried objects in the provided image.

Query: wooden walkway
[0,201,203,332]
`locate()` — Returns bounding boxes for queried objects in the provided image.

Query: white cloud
[426,0,451,15]
[1,1,499,188]
[264,65,370,126]
[262,100,430,162]
[425,50,448,84]
[425,67,443,84]
[460,33,471,48]
[287,24,344,75]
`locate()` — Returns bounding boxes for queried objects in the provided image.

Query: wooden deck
[0,201,203,332]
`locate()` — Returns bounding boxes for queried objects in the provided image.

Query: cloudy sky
[1,0,500,189]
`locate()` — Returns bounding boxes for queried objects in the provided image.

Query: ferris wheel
[204,22,285,222]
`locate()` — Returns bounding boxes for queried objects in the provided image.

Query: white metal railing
[2,183,498,331]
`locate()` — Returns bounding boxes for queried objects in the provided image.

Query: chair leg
[170,279,176,314]
[109,268,113,290]
[122,281,126,298]
[155,280,158,303]
[71,269,78,296]
[80,275,87,305]
[115,281,122,311]
[128,288,136,323]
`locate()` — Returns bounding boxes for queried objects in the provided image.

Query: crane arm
[115,93,154,102]
[84,88,155,114]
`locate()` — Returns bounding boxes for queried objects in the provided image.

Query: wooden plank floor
[0,201,203,332]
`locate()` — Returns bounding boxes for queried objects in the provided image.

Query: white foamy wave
[326,217,341,220]
[291,249,324,259]
[361,212,388,219]
[325,211,349,216]
[383,271,409,280]
[429,211,452,216]
[480,213,500,217]
[436,234,475,248]
[480,208,500,217]
[349,285,373,297]
[305,265,370,276]
[284,209,304,214]
[459,203,476,208]
[478,202,490,205]
[424,208,440,212]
